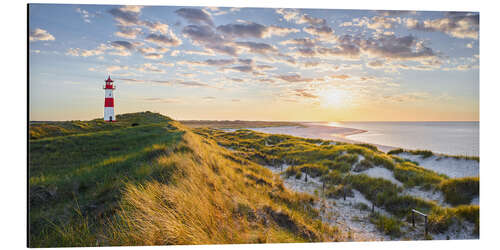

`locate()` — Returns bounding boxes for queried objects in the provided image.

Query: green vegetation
[200,127,480,237]
[388,148,479,162]
[393,162,446,189]
[388,148,433,158]
[181,120,303,129]
[29,112,344,247]
[369,213,403,238]
[440,177,479,205]
[29,111,171,139]
[29,112,480,246]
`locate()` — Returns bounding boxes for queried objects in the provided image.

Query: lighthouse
[103,76,116,122]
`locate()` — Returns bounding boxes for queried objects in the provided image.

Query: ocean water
[241,122,479,157]
[338,122,479,157]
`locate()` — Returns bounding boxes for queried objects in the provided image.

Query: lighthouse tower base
[104,107,115,122]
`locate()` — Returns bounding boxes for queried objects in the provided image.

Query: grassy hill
[29,112,343,247]
[29,112,479,247]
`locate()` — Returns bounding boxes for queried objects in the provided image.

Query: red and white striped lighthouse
[103,76,116,122]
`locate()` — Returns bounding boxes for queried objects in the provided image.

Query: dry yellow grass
[105,122,344,245]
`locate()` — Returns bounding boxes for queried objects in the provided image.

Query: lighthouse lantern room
[103,76,116,122]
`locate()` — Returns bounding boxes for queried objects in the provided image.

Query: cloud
[143,53,163,59]
[330,74,351,80]
[177,80,213,88]
[297,15,326,26]
[204,58,236,66]
[406,12,479,39]
[178,58,236,67]
[383,92,430,103]
[137,63,165,73]
[137,46,169,54]
[294,89,319,99]
[108,6,143,26]
[361,35,437,60]
[137,46,169,60]
[108,40,138,56]
[217,22,298,39]
[376,10,417,16]
[182,25,237,56]
[275,74,314,83]
[66,44,108,57]
[367,60,385,68]
[106,65,129,72]
[145,33,182,46]
[227,77,244,82]
[258,78,275,83]
[76,8,93,23]
[109,6,173,36]
[281,38,317,48]
[115,26,142,39]
[235,41,278,54]
[143,97,181,103]
[206,7,228,16]
[175,8,214,27]
[276,9,300,22]
[344,16,401,31]
[224,65,254,73]
[111,40,135,50]
[29,28,55,42]
[303,25,334,38]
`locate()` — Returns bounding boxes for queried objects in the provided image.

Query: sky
[28,4,479,121]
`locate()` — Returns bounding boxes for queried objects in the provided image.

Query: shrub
[369,213,403,238]
[355,143,379,151]
[440,177,479,206]
[388,148,404,155]
[353,159,373,172]
[298,164,329,178]
[321,170,343,186]
[370,154,395,170]
[393,162,444,189]
[411,150,434,158]
[336,153,359,165]
[325,184,353,199]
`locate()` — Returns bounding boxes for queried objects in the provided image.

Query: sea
[240,121,479,157]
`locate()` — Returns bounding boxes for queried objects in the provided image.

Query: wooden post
[424,215,428,236]
[343,186,346,200]
[412,210,415,227]
[371,202,374,213]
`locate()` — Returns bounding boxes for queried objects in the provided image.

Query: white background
[2,0,497,249]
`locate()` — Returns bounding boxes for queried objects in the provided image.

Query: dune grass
[439,177,479,206]
[201,127,480,237]
[29,112,344,247]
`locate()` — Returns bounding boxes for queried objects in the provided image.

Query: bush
[321,170,343,186]
[369,213,403,238]
[298,164,329,178]
[336,153,359,165]
[440,177,479,206]
[355,143,379,151]
[353,159,373,172]
[325,184,353,199]
[393,162,444,189]
[388,148,404,155]
[411,150,434,158]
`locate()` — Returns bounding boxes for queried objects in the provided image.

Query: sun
[318,88,348,108]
